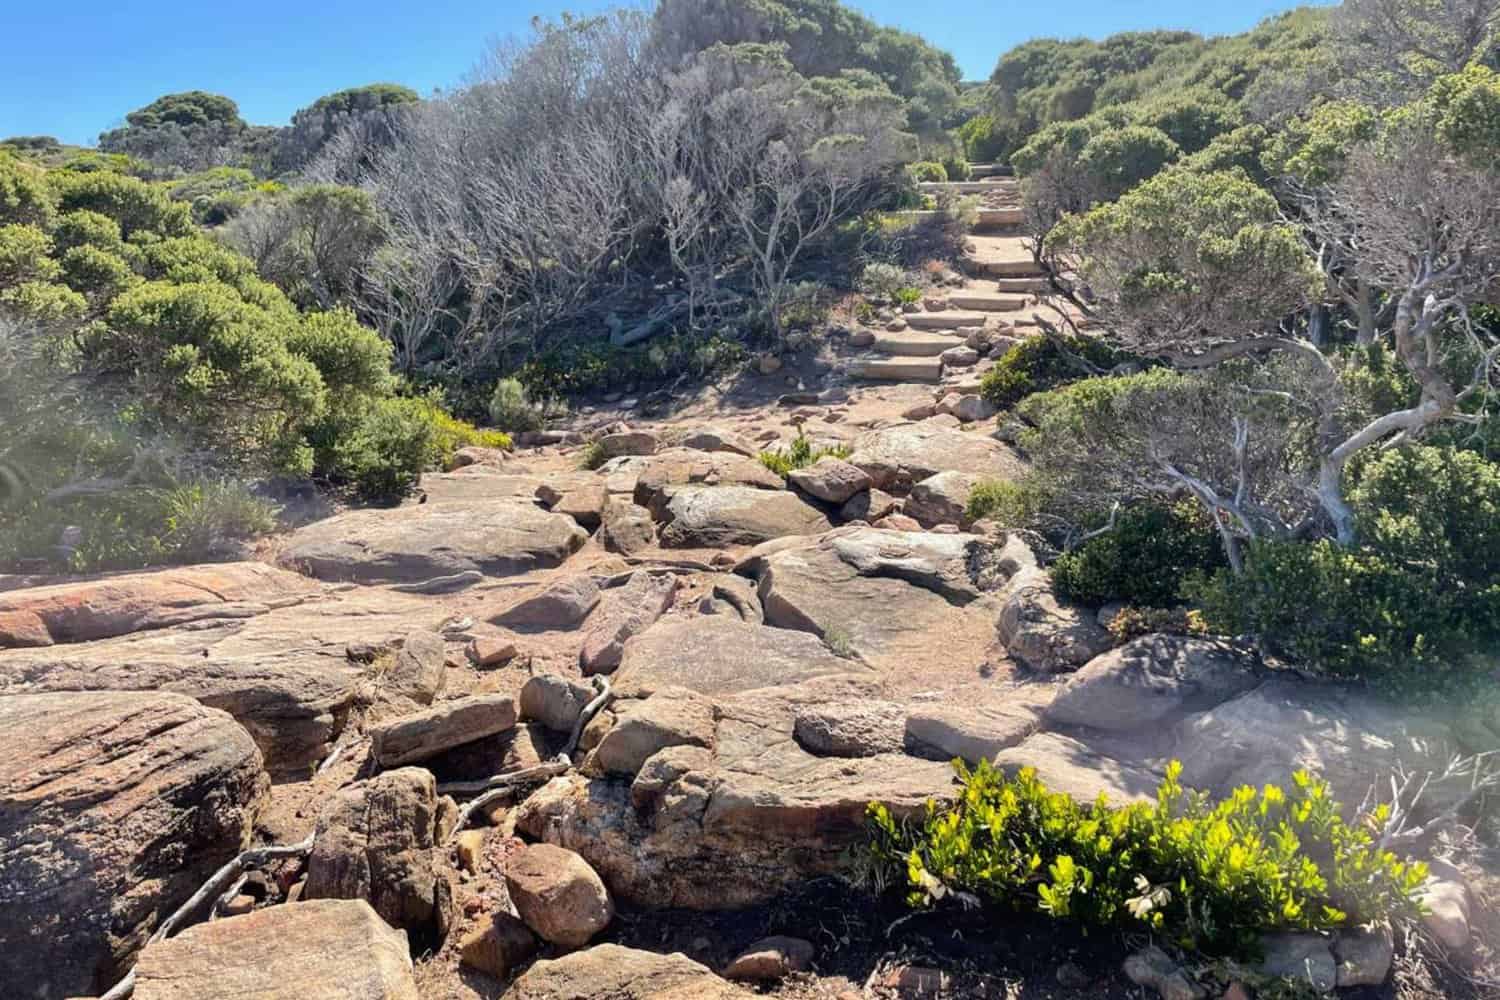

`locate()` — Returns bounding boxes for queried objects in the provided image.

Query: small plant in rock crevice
[758,430,852,477]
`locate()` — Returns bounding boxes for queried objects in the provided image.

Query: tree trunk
[1355,279,1377,346]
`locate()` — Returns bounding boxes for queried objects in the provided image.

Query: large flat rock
[0,562,316,649]
[613,617,863,698]
[848,420,1025,492]
[0,691,270,998]
[278,500,588,584]
[991,731,1161,806]
[658,486,831,548]
[632,449,785,518]
[505,944,749,1000]
[133,899,418,1000]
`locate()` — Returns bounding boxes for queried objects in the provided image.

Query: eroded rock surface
[613,617,861,698]
[848,420,1025,492]
[505,944,750,999]
[659,485,831,548]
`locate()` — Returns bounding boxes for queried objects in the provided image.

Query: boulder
[420,472,546,505]
[589,687,717,777]
[506,944,750,999]
[279,501,588,585]
[679,427,759,458]
[580,572,678,674]
[449,445,507,470]
[613,617,862,698]
[600,499,657,555]
[1259,933,1336,993]
[371,695,518,767]
[1333,925,1394,988]
[0,692,269,998]
[787,457,872,505]
[992,731,1160,806]
[724,936,815,981]
[839,488,899,523]
[793,701,906,757]
[940,347,981,369]
[697,575,763,623]
[904,694,1047,764]
[1421,861,1473,951]
[459,911,538,981]
[1123,946,1204,1000]
[1045,636,1261,732]
[0,562,315,648]
[305,768,450,936]
[492,575,601,631]
[469,636,517,668]
[380,630,447,706]
[132,900,418,1000]
[997,568,1113,673]
[520,675,598,734]
[633,449,783,518]
[599,430,659,459]
[904,471,982,528]
[551,483,608,530]
[659,486,832,548]
[848,421,1025,492]
[505,843,614,949]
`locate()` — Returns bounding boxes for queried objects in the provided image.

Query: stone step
[994,276,1051,294]
[873,331,963,356]
[919,181,1017,196]
[905,310,990,331]
[968,163,1011,178]
[947,292,1028,313]
[847,357,943,382]
[977,208,1024,229]
[974,258,1047,278]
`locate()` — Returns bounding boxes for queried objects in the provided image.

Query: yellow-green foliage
[867,760,1427,957]
[758,431,852,477]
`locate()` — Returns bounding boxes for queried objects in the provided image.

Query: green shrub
[1051,500,1226,607]
[940,156,972,181]
[759,431,852,477]
[958,114,1018,163]
[867,760,1427,958]
[855,261,912,302]
[156,480,279,560]
[893,285,923,306]
[964,479,1038,525]
[0,153,58,229]
[906,160,948,183]
[979,334,1125,409]
[577,440,608,471]
[515,331,747,398]
[489,377,545,433]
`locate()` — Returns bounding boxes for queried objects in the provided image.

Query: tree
[220,185,383,310]
[1333,0,1500,103]
[275,84,420,175]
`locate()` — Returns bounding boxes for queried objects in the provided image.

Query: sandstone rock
[794,701,906,757]
[1333,925,1394,988]
[599,430,659,460]
[0,692,269,998]
[580,572,678,674]
[724,936,815,981]
[659,486,832,548]
[680,427,758,458]
[875,513,922,531]
[371,695,518,767]
[839,488,899,523]
[632,449,785,518]
[997,568,1113,673]
[459,911,538,981]
[0,562,315,648]
[788,457,872,504]
[940,346,980,368]
[469,636,518,668]
[427,724,554,787]
[520,675,597,734]
[552,483,608,530]
[492,575,601,631]
[132,900,417,1000]
[904,471,982,528]
[904,695,1045,763]
[600,499,658,555]
[992,731,1160,805]
[1421,861,1473,951]
[849,329,877,348]
[698,575,763,623]
[506,944,750,999]
[381,630,447,705]
[590,687,717,776]
[449,445,508,470]
[305,768,450,936]
[614,617,862,698]
[848,421,1025,492]
[1046,636,1261,732]
[1123,946,1204,1000]
[506,843,614,949]
[420,472,548,505]
[1259,933,1336,993]
[279,501,588,585]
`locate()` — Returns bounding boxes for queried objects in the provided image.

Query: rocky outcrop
[905,692,1048,764]
[847,420,1025,492]
[0,562,315,648]
[787,457,872,504]
[658,486,831,548]
[580,572,677,674]
[305,768,451,938]
[370,695,518,767]
[0,691,269,999]
[379,630,448,706]
[632,449,784,518]
[794,701,907,757]
[505,843,614,949]
[132,899,418,1000]
[992,731,1160,805]
[505,944,750,999]
[997,566,1113,673]
[278,501,588,584]
[613,617,862,698]
[904,471,982,528]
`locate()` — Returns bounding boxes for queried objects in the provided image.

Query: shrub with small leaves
[758,431,852,477]
[979,334,1128,409]
[906,160,948,183]
[1051,500,1226,607]
[489,376,545,433]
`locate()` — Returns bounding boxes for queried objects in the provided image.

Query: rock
[904,471,982,528]
[552,483,608,530]
[1333,925,1394,988]
[875,513,923,531]
[469,636,518,668]
[449,445,507,470]
[794,701,906,757]
[904,695,1046,763]
[724,936,815,981]
[590,687,717,776]
[941,346,980,368]
[758,354,783,375]
[506,944,750,999]
[305,768,450,937]
[279,501,588,585]
[455,829,487,873]
[993,731,1160,805]
[632,449,785,518]
[459,911,538,981]
[600,500,658,555]
[492,575,601,631]
[1046,636,1261,732]
[885,318,908,332]
[849,329,876,348]
[883,965,948,996]
[599,430,659,460]
[997,567,1113,673]
[954,394,996,422]
[848,421,1025,492]
[505,844,614,949]
[421,472,550,505]
[680,427,759,458]
[901,402,937,420]
[520,675,597,734]
[382,630,447,705]
[0,692,269,998]
[132,900,418,1000]
[659,486,832,548]
[1259,933,1336,993]
[371,695,518,767]
[1056,962,1091,989]
[788,457,872,504]
[580,572,678,674]
[221,894,256,916]
[1420,861,1472,951]
[698,576,764,623]
[0,562,315,648]
[428,724,553,786]
[1123,945,1205,1000]
[839,488,899,523]
[614,617,864,698]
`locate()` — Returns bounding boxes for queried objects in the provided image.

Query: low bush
[867,760,1427,957]
[906,160,948,183]
[940,156,972,182]
[515,331,747,399]
[1051,500,1225,607]
[855,261,913,302]
[979,334,1126,409]
[964,479,1038,526]
[488,377,545,434]
[759,431,852,477]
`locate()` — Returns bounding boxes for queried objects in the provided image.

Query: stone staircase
[848,174,1053,386]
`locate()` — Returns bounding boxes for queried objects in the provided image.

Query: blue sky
[1,1,1326,146]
